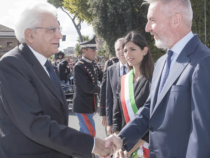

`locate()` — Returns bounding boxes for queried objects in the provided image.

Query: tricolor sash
[121,69,149,158]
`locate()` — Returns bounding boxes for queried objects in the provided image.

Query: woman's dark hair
[123,31,154,80]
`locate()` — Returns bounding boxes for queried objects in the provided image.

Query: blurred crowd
[50,51,109,85]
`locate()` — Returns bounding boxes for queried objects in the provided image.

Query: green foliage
[63,0,92,23]
[88,0,164,61]
[97,44,107,56]
[74,35,90,55]
[48,0,92,23]
[191,0,210,48]
[77,35,90,42]
[74,43,83,56]
[47,0,63,8]
[49,0,210,61]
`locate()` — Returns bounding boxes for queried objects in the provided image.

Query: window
[7,42,13,47]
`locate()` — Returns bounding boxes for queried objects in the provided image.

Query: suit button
[149,126,154,132]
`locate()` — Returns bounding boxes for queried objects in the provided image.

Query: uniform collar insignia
[82,56,93,63]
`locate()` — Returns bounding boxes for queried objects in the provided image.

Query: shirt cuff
[91,137,95,153]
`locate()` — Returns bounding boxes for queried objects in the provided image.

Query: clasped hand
[92,134,123,158]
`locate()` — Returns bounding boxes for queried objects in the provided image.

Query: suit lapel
[116,62,120,78]
[134,76,146,98]
[20,44,65,106]
[150,55,167,112]
[150,35,200,118]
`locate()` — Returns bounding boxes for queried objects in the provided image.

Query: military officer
[73,36,103,139]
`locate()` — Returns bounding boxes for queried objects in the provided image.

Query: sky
[0,0,95,51]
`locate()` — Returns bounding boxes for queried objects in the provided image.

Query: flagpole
[204,0,206,45]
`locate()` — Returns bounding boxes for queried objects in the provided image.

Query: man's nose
[56,31,63,39]
[145,21,151,33]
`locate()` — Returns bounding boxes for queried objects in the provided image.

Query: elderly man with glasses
[0,3,118,158]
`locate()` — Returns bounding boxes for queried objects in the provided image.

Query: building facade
[64,47,75,56]
[0,24,19,58]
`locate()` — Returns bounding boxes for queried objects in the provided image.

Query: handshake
[92,134,123,158]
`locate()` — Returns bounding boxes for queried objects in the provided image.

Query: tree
[74,35,90,55]
[76,35,90,42]
[191,0,210,48]
[48,0,90,42]
[50,0,210,61]
[63,0,92,24]
[88,0,165,61]
[74,43,82,56]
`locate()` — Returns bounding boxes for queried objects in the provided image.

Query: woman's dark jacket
[112,75,151,142]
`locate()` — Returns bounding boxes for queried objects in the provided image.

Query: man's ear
[171,13,182,29]
[25,28,34,44]
[82,48,86,55]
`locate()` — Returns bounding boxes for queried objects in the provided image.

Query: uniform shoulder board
[78,61,84,64]
[111,57,119,63]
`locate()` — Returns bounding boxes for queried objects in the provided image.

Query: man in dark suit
[99,57,118,127]
[105,0,210,158]
[0,3,115,158]
[59,60,70,84]
[100,38,128,135]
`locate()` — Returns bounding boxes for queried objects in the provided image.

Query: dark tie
[158,50,174,94]
[123,65,126,75]
[45,60,62,96]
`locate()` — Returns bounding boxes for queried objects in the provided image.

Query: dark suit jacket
[106,62,121,126]
[99,58,119,116]
[113,76,150,142]
[59,60,70,82]
[119,35,210,158]
[53,65,59,79]
[0,44,94,158]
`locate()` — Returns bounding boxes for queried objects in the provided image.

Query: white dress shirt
[27,45,49,76]
[119,62,128,76]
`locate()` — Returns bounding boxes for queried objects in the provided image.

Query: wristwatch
[118,135,127,151]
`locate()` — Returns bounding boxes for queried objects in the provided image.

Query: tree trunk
[60,7,83,42]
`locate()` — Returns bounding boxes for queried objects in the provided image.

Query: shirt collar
[170,31,194,56]
[119,61,127,68]
[27,45,48,66]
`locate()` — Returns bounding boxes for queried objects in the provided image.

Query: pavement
[68,107,107,158]
[68,108,107,139]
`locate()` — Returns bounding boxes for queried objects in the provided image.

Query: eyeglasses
[33,26,62,34]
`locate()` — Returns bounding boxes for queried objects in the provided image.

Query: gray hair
[144,0,193,27]
[14,3,57,43]
[114,38,124,50]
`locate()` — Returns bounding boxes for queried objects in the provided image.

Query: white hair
[14,3,57,43]
[144,0,193,27]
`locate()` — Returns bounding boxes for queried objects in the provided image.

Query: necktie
[45,60,62,96]
[158,50,174,94]
[123,65,126,75]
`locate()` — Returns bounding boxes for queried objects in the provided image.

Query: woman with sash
[113,31,154,158]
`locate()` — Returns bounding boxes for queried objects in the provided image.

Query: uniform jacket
[120,35,210,158]
[0,44,94,158]
[73,59,103,113]
[113,76,150,142]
